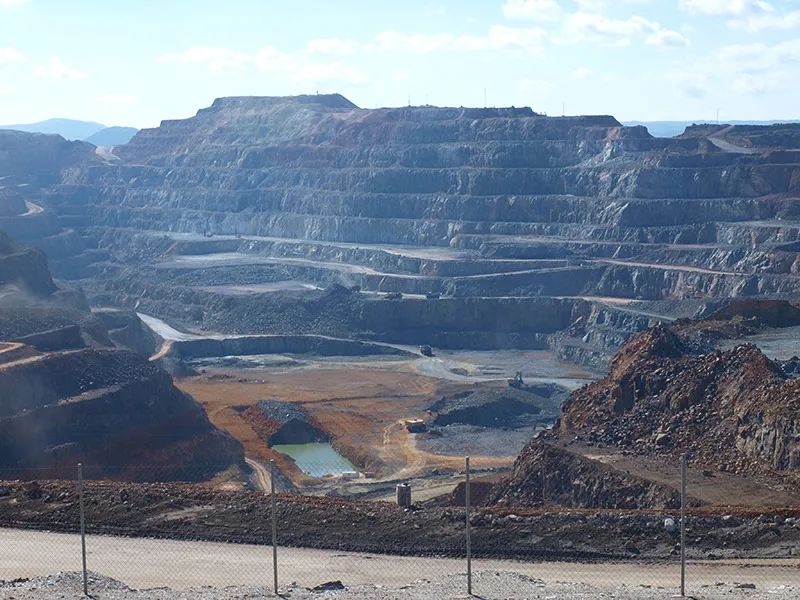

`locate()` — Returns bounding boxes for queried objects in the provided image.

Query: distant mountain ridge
[624,119,800,138]
[0,118,138,145]
[84,126,139,146]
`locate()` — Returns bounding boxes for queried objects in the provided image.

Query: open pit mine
[2,94,800,531]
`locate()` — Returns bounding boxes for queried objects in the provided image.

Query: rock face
[560,324,800,474]
[5,96,800,362]
[488,440,686,509]
[0,345,244,480]
[490,306,800,508]
[0,231,57,295]
[0,232,117,350]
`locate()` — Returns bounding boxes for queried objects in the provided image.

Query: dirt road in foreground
[3,528,800,591]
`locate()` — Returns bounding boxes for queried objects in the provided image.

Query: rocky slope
[0,232,244,481]
[559,325,800,474]
[0,345,244,480]
[0,231,56,296]
[490,305,800,508]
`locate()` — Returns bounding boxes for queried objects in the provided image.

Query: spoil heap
[244,400,327,445]
[430,388,546,428]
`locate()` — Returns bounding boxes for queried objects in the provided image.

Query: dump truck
[405,419,427,433]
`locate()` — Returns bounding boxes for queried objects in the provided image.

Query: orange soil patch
[177,366,484,481]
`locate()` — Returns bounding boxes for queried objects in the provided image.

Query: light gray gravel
[1,571,795,600]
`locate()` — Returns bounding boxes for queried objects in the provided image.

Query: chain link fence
[1,457,800,598]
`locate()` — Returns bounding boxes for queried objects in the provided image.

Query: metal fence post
[465,456,472,596]
[680,452,687,597]
[270,459,278,595]
[78,463,88,596]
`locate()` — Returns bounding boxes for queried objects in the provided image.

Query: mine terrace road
[3,528,800,590]
[245,457,272,492]
[596,258,739,277]
[709,137,759,155]
[22,200,43,216]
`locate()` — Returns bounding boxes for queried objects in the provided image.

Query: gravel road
[2,528,799,594]
[245,457,272,492]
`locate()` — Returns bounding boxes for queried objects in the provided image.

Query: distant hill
[625,120,800,138]
[0,118,106,141]
[84,126,139,146]
[0,118,139,145]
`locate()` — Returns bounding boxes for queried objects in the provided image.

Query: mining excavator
[508,371,524,388]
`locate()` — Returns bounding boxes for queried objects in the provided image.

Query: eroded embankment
[1,479,799,561]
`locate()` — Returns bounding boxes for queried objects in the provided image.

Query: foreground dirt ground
[177,362,515,483]
[560,440,800,507]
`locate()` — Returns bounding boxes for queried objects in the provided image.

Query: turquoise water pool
[271,443,356,477]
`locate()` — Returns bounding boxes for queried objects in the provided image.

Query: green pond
[271,443,356,478]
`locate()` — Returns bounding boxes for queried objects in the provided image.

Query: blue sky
[1,0,799,128]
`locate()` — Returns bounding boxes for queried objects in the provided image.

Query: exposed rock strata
[5,97,800,358]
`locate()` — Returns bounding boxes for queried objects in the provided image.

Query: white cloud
[671,38,800,98]
[455,25,547,54]
[0,83,15,94]
[306,38,360,56]
[571,66,593,79]
[0,48,25,64]
[158,45,369,85]
[502,0,563,21]
[157,47,250,71]
[646,30,690,46]
[574,0,607,11]
[95,94,136,104]
[677,0,773,16]
[560,12,683,46]
[394,71,413,83]
[370,31,453,54]
[253,47,369,84]
[371,26,547,55]
[728,10,800,30]
[33,57,88,81]
[730,71,782,94]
